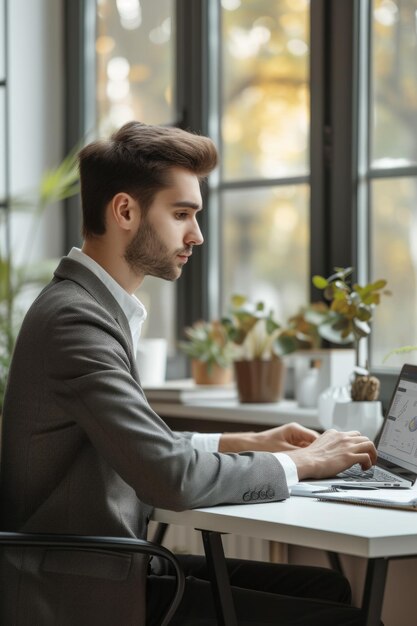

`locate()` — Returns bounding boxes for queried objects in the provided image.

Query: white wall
[8,0,64,267]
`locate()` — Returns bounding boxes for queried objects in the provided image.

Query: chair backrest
[0,531,185,626]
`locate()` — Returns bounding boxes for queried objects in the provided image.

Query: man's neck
[81,239,144,294]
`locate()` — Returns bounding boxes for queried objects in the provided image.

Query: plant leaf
[382,345,417,363]
[318,322,354,344]
[352,318,371,338]
[312,275,328,289]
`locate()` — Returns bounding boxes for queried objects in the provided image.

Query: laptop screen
[378,368,417,474]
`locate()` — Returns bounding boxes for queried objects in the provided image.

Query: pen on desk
[312,485,380,494]
[330,485,380,491]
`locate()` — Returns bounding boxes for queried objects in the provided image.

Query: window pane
[221,0,310,181]
[0,88,5,202]
[96,0,175,135]
[370,177,417,367]
[371,0,417,168]
[0,0,5,82]
[221,185,309,323]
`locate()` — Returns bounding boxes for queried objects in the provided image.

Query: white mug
[136,338,167,387]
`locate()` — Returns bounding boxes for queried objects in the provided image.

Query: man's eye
[175,212,188,220]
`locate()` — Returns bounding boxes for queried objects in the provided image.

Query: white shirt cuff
[273,453,299,487]
[191,432,222,452]
[190,436,299,488]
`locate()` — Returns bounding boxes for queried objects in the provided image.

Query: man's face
[124,167,204,281]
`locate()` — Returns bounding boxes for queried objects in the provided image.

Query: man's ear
[110,192,140,232]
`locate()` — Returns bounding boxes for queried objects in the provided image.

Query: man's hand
[218,423,319,453]
[250,423,320,452]
[218,424,377,480]
[286,429,378,480]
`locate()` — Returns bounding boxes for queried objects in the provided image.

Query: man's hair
[78,121,218,237]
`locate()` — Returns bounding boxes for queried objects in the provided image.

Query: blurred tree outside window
[221,184,309,322]
[221,0,309,181]
[371,0,417,168]
[96,0,174,132]
[371,178,417,366]
[368,0,417,368]
[217,0,310,325]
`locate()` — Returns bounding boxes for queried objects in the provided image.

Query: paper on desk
[290,483,325,497]
[291,483,417,510]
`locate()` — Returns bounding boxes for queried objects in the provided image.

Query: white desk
[153,497,417,626]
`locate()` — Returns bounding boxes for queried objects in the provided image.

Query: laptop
[308,363,417,489]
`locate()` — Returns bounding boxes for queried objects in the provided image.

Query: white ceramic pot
[136,338,167,386]
[318,385,351,430]
[332,400,384,441]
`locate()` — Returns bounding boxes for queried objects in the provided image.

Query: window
[0,0,7,207]
[0,0,9,323]
[68,0,417,380]
[211,0,310,324]
[96,0,175,132]
[360,0,417,368]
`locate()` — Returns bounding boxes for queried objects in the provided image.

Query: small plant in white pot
[312,267,390,439]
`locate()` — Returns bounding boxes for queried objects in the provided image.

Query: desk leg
[362,558,388,626]
[201,530,238,626]
[151,522,168,545]
[326,550,344,575]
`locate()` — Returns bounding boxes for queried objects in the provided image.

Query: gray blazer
[0,257,288,625]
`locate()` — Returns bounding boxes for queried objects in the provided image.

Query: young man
[0,121,377,625]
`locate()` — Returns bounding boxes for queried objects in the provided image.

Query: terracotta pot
[191,360,234,385]
[234,357,285,403]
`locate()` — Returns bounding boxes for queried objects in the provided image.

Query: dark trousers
[147,554,374,626]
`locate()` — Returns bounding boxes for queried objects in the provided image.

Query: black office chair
[0,531,185,626]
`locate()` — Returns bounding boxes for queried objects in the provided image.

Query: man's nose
[186,220,204,246]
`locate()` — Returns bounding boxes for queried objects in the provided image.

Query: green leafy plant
[311,267,390,401]
[221,294,306,360]
[312,267,390,366]
[178,320,235,372]
[0,148,80,408]
[279,301,330,354]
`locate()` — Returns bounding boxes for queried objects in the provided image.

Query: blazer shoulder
[25,260,132,352]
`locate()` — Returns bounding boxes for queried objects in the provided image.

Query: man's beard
[124,218,190,281]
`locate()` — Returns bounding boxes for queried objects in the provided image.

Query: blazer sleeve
[44,296,289,511]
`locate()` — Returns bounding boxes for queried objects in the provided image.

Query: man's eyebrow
[171,201,202,211]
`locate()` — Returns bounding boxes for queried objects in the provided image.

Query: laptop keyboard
[338,464,397,482]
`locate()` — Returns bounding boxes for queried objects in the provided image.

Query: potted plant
[0,149,80,411]
[221,295,300,402]
[312,267,389,438]
[278,301,358,409]
[179,320,235,385]
[312,266,390,397]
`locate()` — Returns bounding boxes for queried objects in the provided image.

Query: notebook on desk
[290,481,417,510]
[314,485,417,510]
[306,363,417,489]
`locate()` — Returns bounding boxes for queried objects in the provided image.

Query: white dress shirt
[67,248,299,487]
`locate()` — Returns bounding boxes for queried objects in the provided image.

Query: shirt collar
[67,247,147,349]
